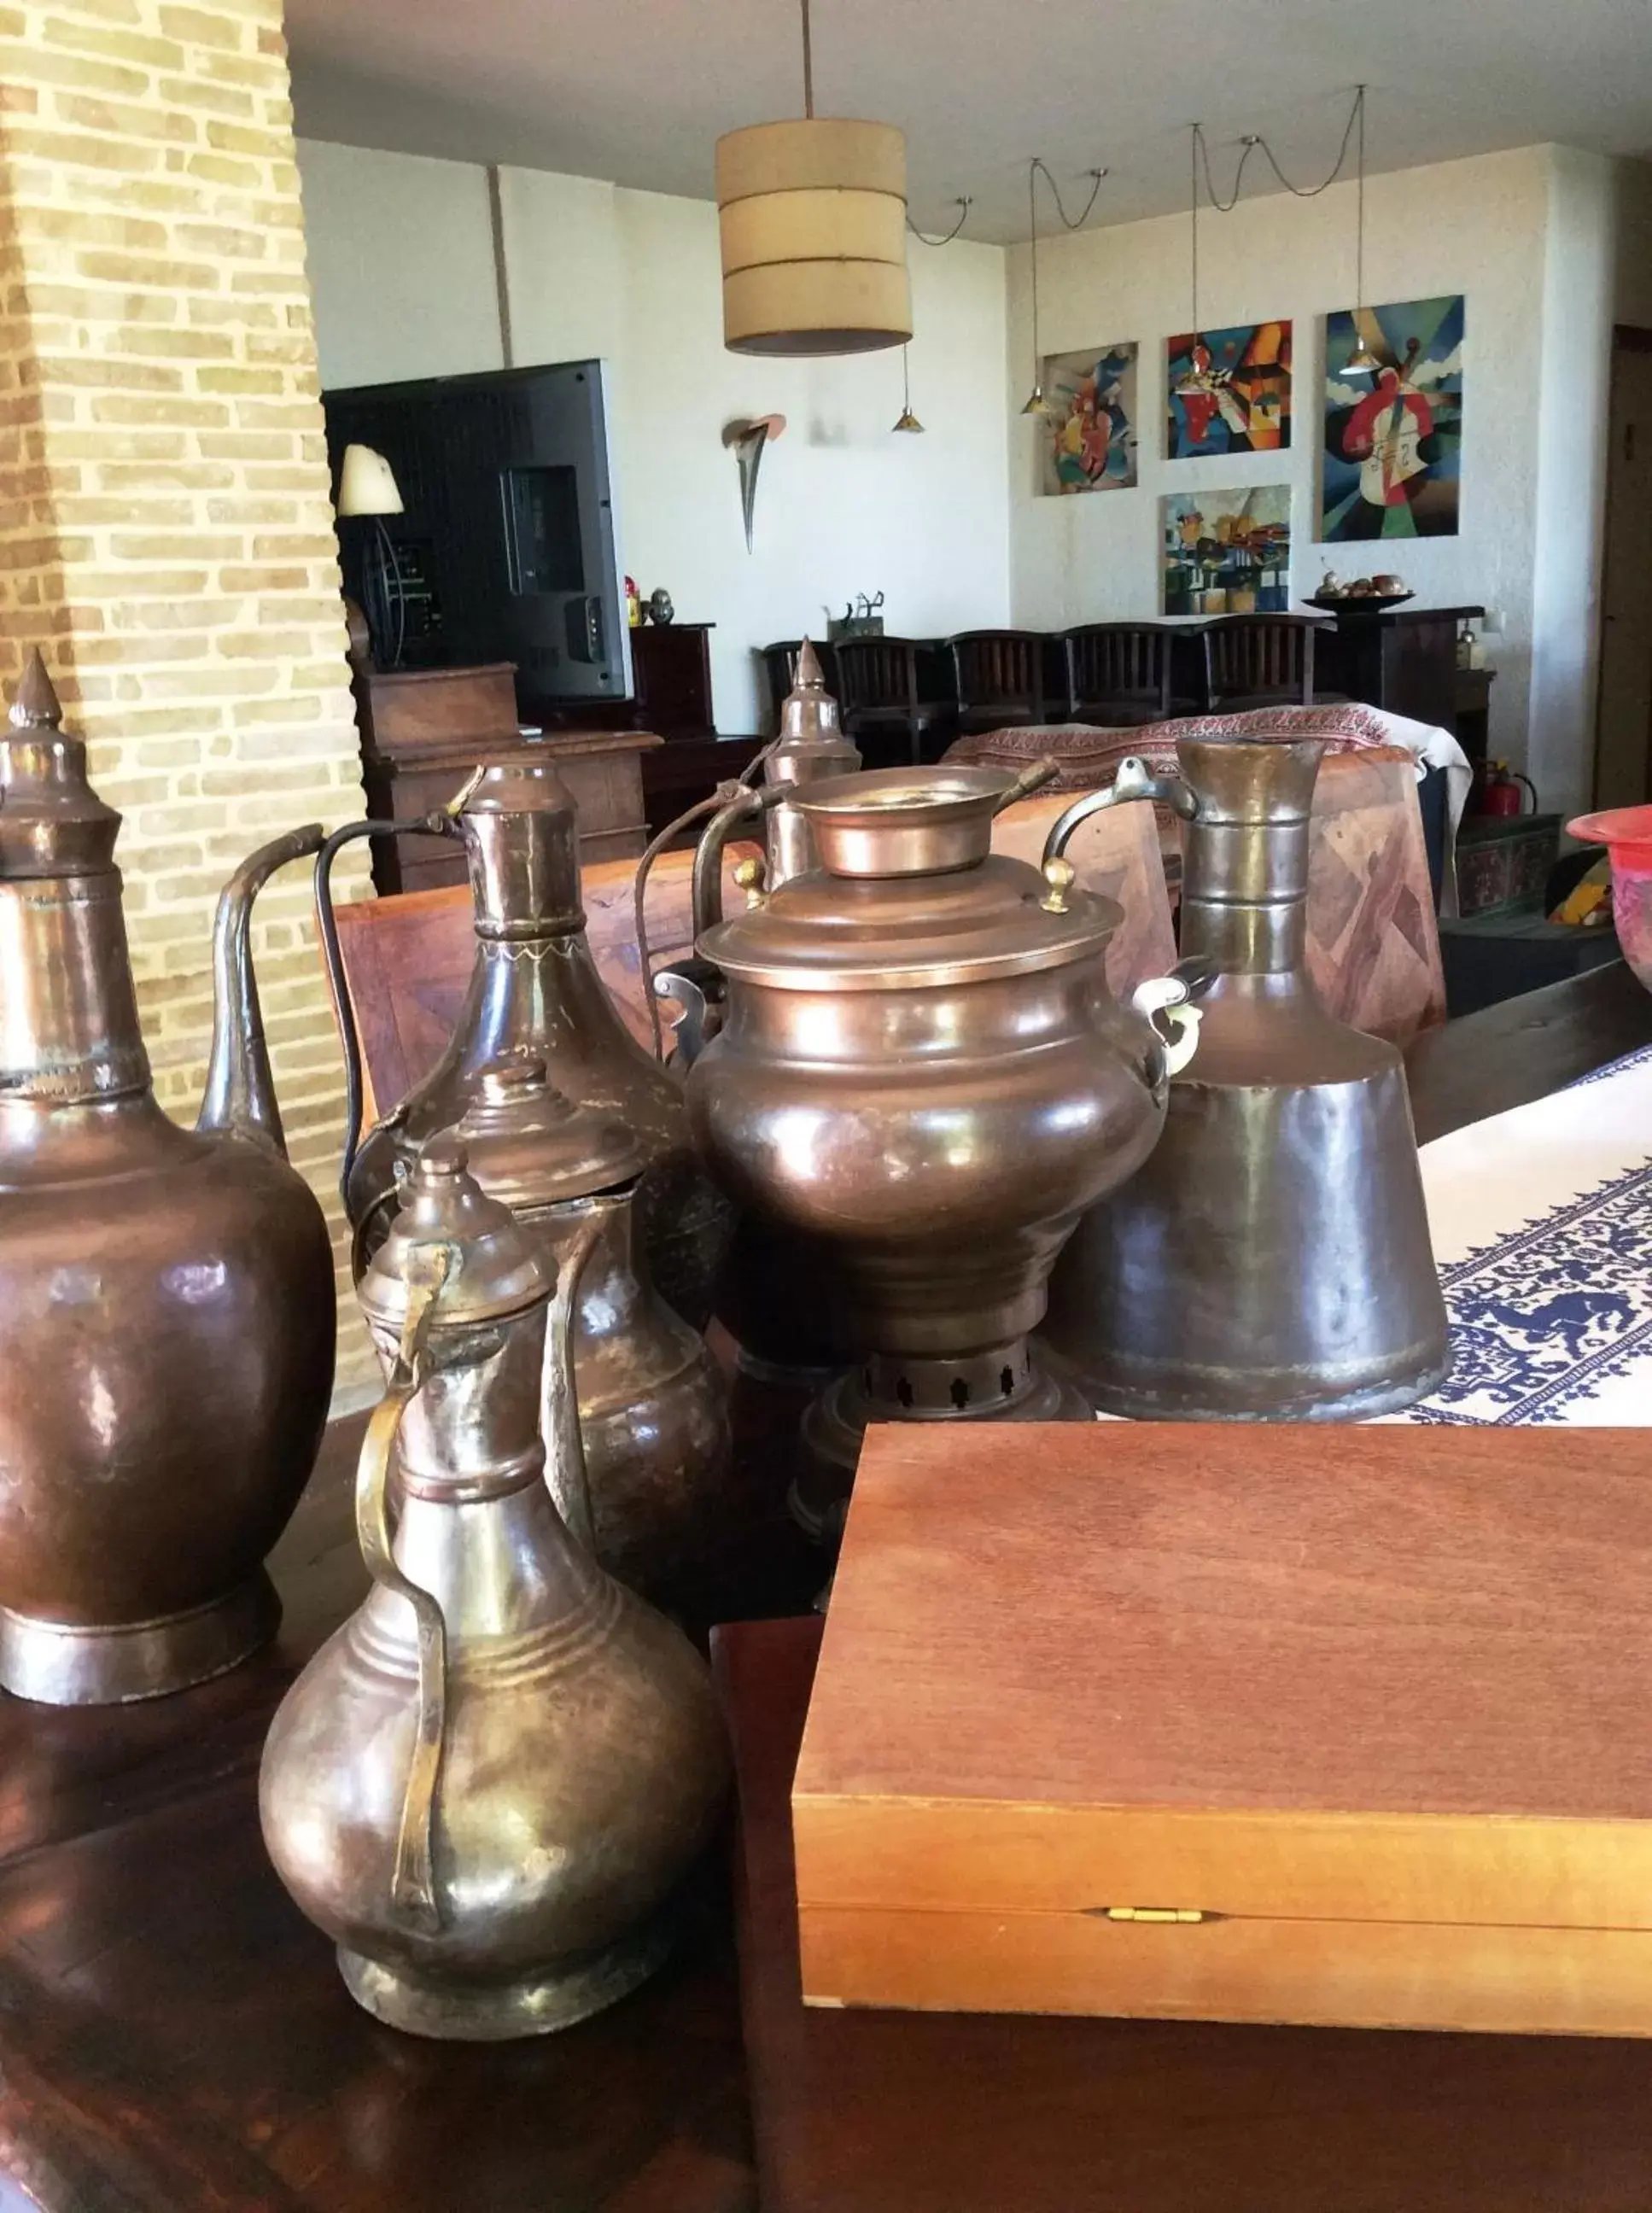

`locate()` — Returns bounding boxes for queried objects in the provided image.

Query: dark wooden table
[1,961,1647,2212]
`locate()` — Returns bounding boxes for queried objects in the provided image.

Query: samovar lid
[453,1053,647,1212]
[1,650,122,881]
[360,1135,552,1333]
[701,765,1120,991]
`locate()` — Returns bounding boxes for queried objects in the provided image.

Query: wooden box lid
[793,1423,1652,2035]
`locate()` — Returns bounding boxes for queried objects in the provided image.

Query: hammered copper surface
[259,1140,729,2041]
[1041,736,1450,1420]
[0,651,334,1704]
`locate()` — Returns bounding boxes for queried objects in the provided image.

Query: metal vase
[1040,737,1451,1420]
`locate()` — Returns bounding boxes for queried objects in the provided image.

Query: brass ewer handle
[690,782,786,938]
[354,1245,452,1935]
[1040,755,1199,871]
[538,1201,610,1560]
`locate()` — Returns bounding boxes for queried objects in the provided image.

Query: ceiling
[288,0,1652,242]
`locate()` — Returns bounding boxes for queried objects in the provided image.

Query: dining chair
[1061,622,1192,725]
[947,629,1049,736]
[832,635,954,766]
[1198,615,1328,712]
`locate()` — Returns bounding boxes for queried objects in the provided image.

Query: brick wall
[0,0,377,1389]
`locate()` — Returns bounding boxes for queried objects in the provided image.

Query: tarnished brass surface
[260,1139,729,2041]
[453,1055,732,1613]
[0,651,333,1704]
[682,762,1194,1511]
[320,759,730,1327]
[1040,736,1451,1420]
[762,639,861,889]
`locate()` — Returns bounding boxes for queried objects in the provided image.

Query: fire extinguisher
[1471,759,1538,819]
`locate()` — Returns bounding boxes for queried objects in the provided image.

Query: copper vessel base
[792,1342,1092,1539]
[336,1914,674,2041]
[1057,1346,1453,1426]
[0,1572,279,1706]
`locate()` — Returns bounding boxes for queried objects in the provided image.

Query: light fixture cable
[800,0,813,118]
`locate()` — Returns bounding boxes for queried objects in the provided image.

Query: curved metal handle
[355,1246,451,1934]
[1041,756,1199,869]
[540,1203,610,1560]
[991,757,1060,815]
[313,813,456,1203]
[691,784,784,938]
[651,959,725,1069]
[1130,954,1217,1083]
[198,821,326,1153]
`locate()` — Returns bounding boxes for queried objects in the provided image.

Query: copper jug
[1039,739,1451,1419]
[259,1136,728,2039]
[315,759,730,1327]
[452,1054,731,1612]
[680,762,1203,1532]
[762,638,861,889]
[0,651,334,1703]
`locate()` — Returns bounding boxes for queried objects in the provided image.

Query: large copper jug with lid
[0,651,334,1703]
[1039,736,1450,1419]
[315,758,729,1328]
[260,1136,728,2040]
[680,762,1203,1531]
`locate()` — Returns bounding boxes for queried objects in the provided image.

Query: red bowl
[1569,805,1652,991]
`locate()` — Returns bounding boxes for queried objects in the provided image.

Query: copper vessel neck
[458,762,584,939]
[1178,737,1322,981]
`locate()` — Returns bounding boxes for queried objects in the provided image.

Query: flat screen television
[322,359,630,711]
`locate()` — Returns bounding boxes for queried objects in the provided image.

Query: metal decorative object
[260,1137,729,2041]
[453,1055,731,1611]
[678,762,1203,1534]
[1040,738,1450,1419]
[0,650,334,1703]
[315,757,730,1328]
[723,414,786,552]
[762,638,861,888]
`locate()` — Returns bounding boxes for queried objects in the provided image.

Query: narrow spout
[198,822,324,1152]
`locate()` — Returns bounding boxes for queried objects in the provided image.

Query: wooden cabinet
[628,622,715,739]
[1316,605,1481,739]
[353,659,659,894]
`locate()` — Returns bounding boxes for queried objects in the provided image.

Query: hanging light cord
[908,197,972,246]
[799,0,814,118]
[1028,161,1041,384]
[1030,158,1107,231]
[1193,85,1365,215]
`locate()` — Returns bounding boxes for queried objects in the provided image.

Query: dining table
[0,959,1648,2213]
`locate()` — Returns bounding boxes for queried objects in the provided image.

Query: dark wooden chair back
[1063,623,1175,724]
[1200,616,1322,711]
[948,630,1048,727]
[832,635,924,720]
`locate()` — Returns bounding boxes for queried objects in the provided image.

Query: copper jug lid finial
[9,648,62,731]
[360,1135,552,1336]
[2,649,122,881]
[773,637,854,767]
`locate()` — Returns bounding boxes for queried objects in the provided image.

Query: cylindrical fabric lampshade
[715,119,912,356]
[336,443,404,518]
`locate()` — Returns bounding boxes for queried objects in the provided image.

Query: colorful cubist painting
[1160,485,1292,617]
[1322,295,1463,541]
[1040,344,1138,494]
[1166,322,1292,457]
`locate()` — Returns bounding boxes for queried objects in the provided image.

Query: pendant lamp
[1344,87,1381,375]
[891,345,924,433]
[1019,161,1049,415]
[716,0,912,357]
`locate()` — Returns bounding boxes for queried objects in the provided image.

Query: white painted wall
[1007,147,1560,779]
[296,139,1011,733]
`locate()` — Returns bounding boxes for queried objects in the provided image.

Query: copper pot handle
[691,784,785,938]
[355,1246,452,1935]
[991,757,1060,814]
[539,1201,610,1560]
[1040,756,1199,868]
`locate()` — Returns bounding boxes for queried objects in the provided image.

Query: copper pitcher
[1039,739,1450,1419]
[452,1054,732,1613]
[314,759,731,1328]
[259,1137,728,2040]
[0,651,334,1703]
[680,762,1202,1534]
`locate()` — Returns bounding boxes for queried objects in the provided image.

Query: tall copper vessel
[0,651,334,1703]
[681,763,1202,1532]
[316,759,729,1327]
[452,1054,731,1611]
[260,1137,728,2040]
[1040,739,1450,1419]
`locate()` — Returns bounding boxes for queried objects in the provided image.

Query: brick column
[0,0,374,1387]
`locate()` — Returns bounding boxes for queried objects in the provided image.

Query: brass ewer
[259,1136,729,2041]
[679,762,1203,1534]
[1039,737,1451,1419]
[0,651,334,1704]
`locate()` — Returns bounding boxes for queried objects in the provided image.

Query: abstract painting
[1160,485,1292,616]
[1040,343,1138,494]
[1322,295,1463,540]
[1166,322,1292,456]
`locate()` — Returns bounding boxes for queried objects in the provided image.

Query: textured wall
[0,0,375,1389]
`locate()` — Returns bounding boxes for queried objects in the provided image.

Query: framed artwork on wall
[1322,296,1463,541]
[1166,322,1292,456]
[1039,344,1138,494]
[1161,485,1292,616]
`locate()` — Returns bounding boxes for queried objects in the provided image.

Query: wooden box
[793,1423,1652,2037]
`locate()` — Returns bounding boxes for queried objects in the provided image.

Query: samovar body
[0,651,334,1703]
[1041,737,1451,1420]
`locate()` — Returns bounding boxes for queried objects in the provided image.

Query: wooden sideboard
[353,659,660,894]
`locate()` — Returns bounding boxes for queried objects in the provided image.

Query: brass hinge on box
[1091,1906,1214,1924]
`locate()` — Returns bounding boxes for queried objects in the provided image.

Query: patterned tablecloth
[1393,1045,1652,1426]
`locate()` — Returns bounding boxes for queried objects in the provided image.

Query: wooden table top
[0,959,1646,2212]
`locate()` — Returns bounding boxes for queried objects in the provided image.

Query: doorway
[1594,328,1652,809]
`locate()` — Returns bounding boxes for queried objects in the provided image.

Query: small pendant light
[1344,88,1381,375]
[892,344,924,433]
[1020,160,1049,415]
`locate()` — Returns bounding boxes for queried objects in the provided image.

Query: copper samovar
[260,1137,728,2039]
[680,762,1202,1530]
[1039,737,1450,1419]
[315,759,730,1328]
[0,651,334,1703]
